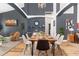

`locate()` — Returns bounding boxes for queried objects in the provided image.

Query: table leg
[52,43,55,56]
[31,41,34,56]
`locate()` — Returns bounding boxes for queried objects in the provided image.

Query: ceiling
[0,3,24,13]
[60,3,74,14]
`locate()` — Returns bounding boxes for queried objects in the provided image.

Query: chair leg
[37,50,41,56]
[45,51,48,56]
[24,44,28,55]
[57,45,62,55]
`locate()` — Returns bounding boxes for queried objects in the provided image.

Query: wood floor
[3,41,79,56]
[4,43,25,56]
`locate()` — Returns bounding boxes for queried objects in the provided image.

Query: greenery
[38,31,45,36]
[0,35,5,41]
[59,27,64,35]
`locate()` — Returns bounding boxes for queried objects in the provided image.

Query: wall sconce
[38,3,46,9]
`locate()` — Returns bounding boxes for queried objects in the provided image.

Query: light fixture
[35,21,39,26]
[38,3,46,9]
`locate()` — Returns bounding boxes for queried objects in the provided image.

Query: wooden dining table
[29,35,56,56]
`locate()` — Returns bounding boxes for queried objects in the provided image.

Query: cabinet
[67,34,75,42]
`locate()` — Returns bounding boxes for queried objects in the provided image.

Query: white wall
[0,3,24,13]
[50,3,57,36]
[60,3,74,14]
[45,13,53,34]
[77,3,79,23]
[16,3,24,8]
[45,4,57,37]
[50,19,56,36]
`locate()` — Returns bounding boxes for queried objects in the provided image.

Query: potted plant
[59,27,64,35]
[0,35,3,46]
[0,35,5,46]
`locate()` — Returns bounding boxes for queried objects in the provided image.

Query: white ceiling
[0,3,24,13]
[60,3,74,14]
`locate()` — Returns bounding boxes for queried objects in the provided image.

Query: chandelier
[38,3,46,8]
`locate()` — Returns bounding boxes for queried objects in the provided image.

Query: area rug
[0,40,21,56]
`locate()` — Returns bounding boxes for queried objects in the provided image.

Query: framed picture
[5,19,17,26]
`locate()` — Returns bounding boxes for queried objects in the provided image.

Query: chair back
[57,35,64,44]
[32,32,37,36]
[26,34,30,40]
[56,34,60,40]
[22,35,27,44]
[37,39,49,50]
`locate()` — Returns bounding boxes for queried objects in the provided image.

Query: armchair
[11,32,20,41]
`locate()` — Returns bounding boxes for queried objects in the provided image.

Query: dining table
[29,35,56,56]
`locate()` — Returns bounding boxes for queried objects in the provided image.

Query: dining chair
[55,34,60,40]
[32,32,37,36]
[55,35,64,55]
[22,35,31,55]
[36,39,50,56]
[26,33,30,40]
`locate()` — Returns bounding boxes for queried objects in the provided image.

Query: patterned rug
[0,40,21,56]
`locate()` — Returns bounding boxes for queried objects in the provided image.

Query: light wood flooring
[3,41,79,56]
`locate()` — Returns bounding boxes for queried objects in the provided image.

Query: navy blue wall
[0,10,28,36]
[24,3,53,15]
[0,3,77,38]
[27,17,45,36]
[56,3,77,39]
[0,4,50,36]
[27,17,45,32]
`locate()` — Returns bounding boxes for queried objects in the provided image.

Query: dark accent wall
[0,10,28,36]
[56,3,77,39]
[27,17,45,36]
[24,3,53,15]
[0,3,53,36]
[0,3,48,36]
[1,3,77,38]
